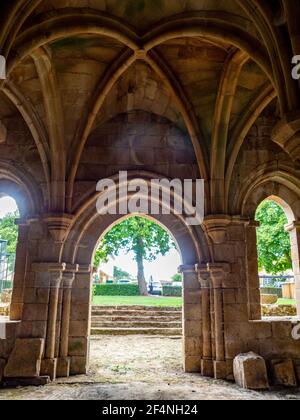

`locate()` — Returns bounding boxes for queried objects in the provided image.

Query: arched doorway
[0,195,19,316]
[62,173,211,375]
[255,196,297,316]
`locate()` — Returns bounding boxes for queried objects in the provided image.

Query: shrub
[93,283,140,296]
[163,286,182,297]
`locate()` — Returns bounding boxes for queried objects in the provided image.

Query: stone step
[91,320,182,328]
[92,309,182,317]
[91,327,182,336]
[92,305,182,312]
[91,315,182,323]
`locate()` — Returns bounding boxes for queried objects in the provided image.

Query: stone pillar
[10,220,29,321]
[208,264,228,380]
[69,265,92,376]
[40,265,65,380]
[285,221,300,314]
[57,269,76,378]
[179,264,202,373]
[245,221,262,320]
[198,266,213,377]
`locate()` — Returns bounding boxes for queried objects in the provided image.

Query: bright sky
[102,248,182,281]
[0,196,18,218]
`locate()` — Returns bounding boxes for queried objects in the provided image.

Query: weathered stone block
[41,358,57,381]
[4,338,44,378]
[0,358,5,382]
[68,337,88,357]
[22,303,49,321]
[184,337,202,357]
[56,357,71,378]
[294,360,300,384]
[184,355,201,373]
[70,356,88,375]
[201,359,214,378]
[214,361,228,380]
[233,352,269,390]
[271,359,297,387]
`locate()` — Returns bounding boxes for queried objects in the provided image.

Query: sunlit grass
[93,295,182,307]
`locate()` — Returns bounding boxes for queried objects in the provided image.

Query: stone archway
[61,173,211,375]
[241,180,300,317]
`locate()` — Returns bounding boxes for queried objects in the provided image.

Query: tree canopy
[113,266,132,281]
[255,200,292,275]
[95,216,176,295]
[0,212,19,255]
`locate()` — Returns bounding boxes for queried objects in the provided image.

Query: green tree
[0,212,19,255]
[113,266,132,281]
[172,274,182,283]
[95,217,176,295]
[255,200,292,274]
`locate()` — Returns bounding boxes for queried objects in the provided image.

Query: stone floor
[0,336,300,400]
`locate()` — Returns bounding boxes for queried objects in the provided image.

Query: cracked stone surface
[0,336,300,401]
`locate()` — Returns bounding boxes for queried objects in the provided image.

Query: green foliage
[255,201,292,274]
[163,286,182,297]
[113,266,132,281]
[0,212,19,255]
[93,284,140,297]
[172,274,183,283]
[96,217,175,264]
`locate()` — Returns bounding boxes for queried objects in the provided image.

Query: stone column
[198,266,213,377]
[68,265,92,376]
[57,271,76,378]
[245,220,261,320]
[208,264,227,380]
[41,266,64,380]
[285,221,300,314]
[179,264,202,373]
[10,220,29,321]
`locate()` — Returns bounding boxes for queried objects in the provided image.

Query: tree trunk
[136,238,148,296]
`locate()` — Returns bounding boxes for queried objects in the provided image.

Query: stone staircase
[91,305,182,337]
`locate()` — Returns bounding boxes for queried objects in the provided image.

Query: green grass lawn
[277,298,296,306]
[93,295,182,307]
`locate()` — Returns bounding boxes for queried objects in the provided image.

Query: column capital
[203,215,231,244]
[178,264,197,274]
[31,262,66,273]
[61,272,75,288]
[285,221,300,233]
[64,263,79,273]
[43,213,75,243]
[207,263,230,289]
[77,264,92,274]
[196,264,211,288]
[246,219,260,228]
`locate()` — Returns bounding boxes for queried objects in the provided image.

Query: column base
[56,357,71,378]
[201,359,214,378]
[184,356,201,373]
[41,358,57,381]
[214,361,227,380]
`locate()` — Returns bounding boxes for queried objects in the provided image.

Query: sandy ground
[0,336,300,400]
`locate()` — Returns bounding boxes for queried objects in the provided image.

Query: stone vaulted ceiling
[0,0,299,215]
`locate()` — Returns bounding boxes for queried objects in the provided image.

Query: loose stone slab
[0,358,5,382]
[4,338,44,378]
[233,352,269,390]
[271,359,297,387]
